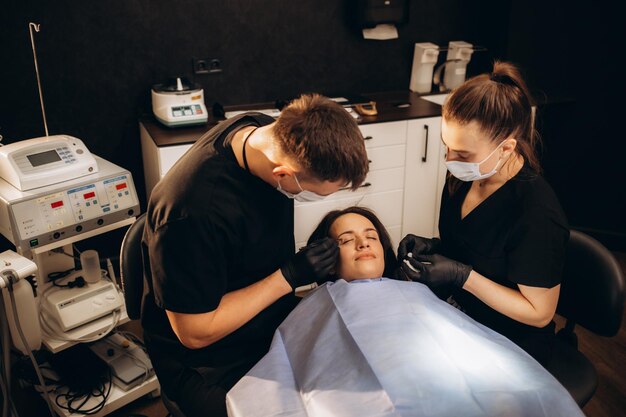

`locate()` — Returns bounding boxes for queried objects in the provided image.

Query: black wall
[1,1,623,253]
[506,2,625,250]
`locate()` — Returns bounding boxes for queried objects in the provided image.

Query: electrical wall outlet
[193,57,222,75]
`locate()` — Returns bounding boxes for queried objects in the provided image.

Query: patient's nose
[356,236,370,249]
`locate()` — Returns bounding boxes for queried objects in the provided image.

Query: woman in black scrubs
[399,61,569,365]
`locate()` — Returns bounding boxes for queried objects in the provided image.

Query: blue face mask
[276,173,327,202]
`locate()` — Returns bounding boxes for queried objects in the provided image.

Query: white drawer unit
[366,145,405,171]
[308,166,405,204]
[359,121,407,148]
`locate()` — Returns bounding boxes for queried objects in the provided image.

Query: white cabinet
[140,123,193,197]
[402,117,447,238]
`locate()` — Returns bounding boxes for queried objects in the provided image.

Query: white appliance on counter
[433,41,474,92]
[409,42,440,94]
[151,77,208,127]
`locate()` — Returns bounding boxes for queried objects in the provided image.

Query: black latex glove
[281,237,339,289]
[397,234,441,261]
[400,253,472,290]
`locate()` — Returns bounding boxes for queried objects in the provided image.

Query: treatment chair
[120,213,187,417]
[545,229,625,407]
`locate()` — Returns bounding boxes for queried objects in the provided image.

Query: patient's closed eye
[338,231,378,245]
[338,237,354,245]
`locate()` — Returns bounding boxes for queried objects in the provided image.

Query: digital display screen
[26,150,62,167]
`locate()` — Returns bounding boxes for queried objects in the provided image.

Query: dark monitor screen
[27,149,62,167]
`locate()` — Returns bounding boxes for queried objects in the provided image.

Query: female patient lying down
[226,207,582,417]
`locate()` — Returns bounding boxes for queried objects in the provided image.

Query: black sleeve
[507,203,569,288]
[149,217,230,314]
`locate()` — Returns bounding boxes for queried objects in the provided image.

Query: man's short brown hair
[273,94,368,190]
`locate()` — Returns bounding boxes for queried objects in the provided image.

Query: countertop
[140,91,444,148]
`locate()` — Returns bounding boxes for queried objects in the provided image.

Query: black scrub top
[141,113,298,370]
[439,167,569,363]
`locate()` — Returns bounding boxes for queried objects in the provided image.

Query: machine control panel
[13,174,136,244]
[0,156,140,253]
[171,104,204,118]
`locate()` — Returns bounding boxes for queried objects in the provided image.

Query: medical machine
[0,135,98,191]
[151,76,208,127]
[0,23,159,417]
[0,150,139,256]
[43,279,123,331]
[0,135,140,351]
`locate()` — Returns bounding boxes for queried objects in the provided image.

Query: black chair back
[118,213,188,417]
[557,229,625,336]
[547,229,625,406]
[120,213,147,320]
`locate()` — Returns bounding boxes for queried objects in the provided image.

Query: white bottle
[409,43,440,93]
[442,41,474,91]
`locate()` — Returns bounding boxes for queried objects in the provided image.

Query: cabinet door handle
[363,135,373,141]
[339,182,372,192]
[422,125,429,162]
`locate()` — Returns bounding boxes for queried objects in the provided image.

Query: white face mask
[276,173,327,202]
[445,141,506,182]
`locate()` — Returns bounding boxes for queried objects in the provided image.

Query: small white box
[44,280,122,331]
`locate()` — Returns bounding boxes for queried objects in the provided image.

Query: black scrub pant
[172,361,254,417]
[144,334,256,417]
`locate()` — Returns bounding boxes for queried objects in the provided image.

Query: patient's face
[330,213,385,281]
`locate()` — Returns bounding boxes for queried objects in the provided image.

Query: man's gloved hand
[400,253,472,290]
[280,237,339,289]
[397,234,441,261]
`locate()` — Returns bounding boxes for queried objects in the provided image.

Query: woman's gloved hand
[397,234,441,261]
[400,253,472,290]
[281,237,339,289]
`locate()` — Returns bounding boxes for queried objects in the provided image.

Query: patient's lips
[355,252,376,261]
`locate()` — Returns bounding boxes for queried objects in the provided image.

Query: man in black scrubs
[141,94,369,417]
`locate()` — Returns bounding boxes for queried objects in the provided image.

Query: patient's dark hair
[307,206,398,280]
